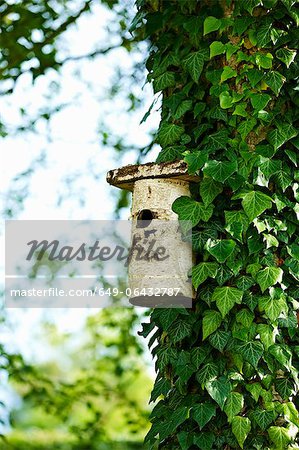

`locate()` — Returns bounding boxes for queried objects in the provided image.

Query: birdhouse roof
[106,160,199,191]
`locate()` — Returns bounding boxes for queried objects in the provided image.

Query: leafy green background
[135,0,299,449]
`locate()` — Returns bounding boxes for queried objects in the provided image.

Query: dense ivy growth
[135,0,299,448]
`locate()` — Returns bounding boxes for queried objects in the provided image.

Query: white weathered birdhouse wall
[131,178,190,220]
[129,178,194,307]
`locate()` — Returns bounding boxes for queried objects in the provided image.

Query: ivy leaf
[265,71,286,95]
[231,416,251,449]
[178,431,193,450]
[251,408,276,431]
[256,267,283,292]
[210,41,226,58]
[268,124,298,150]
[233,103,248,117]
[192,262,219,289]
[274,167,292,191]
[156,346,176,371]
[221,66,237,83]
[193,432,215,450]
[176,363,196,383]
[156,145,185,163]
[192,403,216,430]
[216,266,235,287]
[206,239,236,263]
[259,159,282,179]
[275,378,295,400]
[173,100,193,120]
[209,330,230,352]
[205,129,229,151]
[225,210,250,232]
[184,151,208,174]
[236,309,254,328]
[255,141,276,157]
[169,319,193,343]
[157,123,184,146]
[269,344,293,371]
[158,309,179,331]
[255,53,273,69]
[246,382,263,402]
[192,228,218,252]
[226,43,239,59]
[212,286,243,318]
[285,149,298,166]
[200,177,223,205]
[206,376,231,410]
[259,294,287,321]
[203,160,237,183]
[276,48,296,68]
[242,190,272,221]
[191,346,210,368]
[240,0,262,15]
[202,310,222,340]
[150,378,171,402]
[194,102,206,118]
[256,324,275,350]
[172,196,214,228]
[247,68,263,87]
[237,341,264,368]
[268,426,292,449]
[225,210,250,241]
[250,93,271,111]
[224,392,244,422]
[256,19,272,47]
[196,362,219,385]
[183,50,208,82]
[219,91,233,109]
[204,16,221,35]
[237,118,257,140]
[153,72,176,93]
[256,52,273,69]
[236,276,255,291]
[233,17,253,35]
[159,406,189,440]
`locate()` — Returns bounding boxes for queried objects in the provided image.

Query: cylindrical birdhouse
[106,160,198,307]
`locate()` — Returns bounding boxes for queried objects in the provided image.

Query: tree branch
[41,0,93,47]
[59,44,122,64]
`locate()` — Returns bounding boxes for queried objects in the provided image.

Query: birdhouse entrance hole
[137,209,154,228]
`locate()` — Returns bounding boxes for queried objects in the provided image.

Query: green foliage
[212,286,243,318]
[202,310,222,340]
[231,416,251,449]
[241,190,273,221]
[172,196,214,228]
[4,310,151,449]
[135,0,299,448]
[224,392,244,423]
[192,403,216,429]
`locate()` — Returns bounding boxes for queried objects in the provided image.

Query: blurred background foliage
[0,0,156,448]
[3,310,152,449]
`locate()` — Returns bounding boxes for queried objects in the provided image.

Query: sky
[0,0,160,419]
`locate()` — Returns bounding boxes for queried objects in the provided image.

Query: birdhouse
[106,160,198,307]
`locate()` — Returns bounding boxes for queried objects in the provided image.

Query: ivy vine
[134,0,299,449]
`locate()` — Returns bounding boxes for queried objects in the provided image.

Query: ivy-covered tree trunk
[136,0,299,449]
